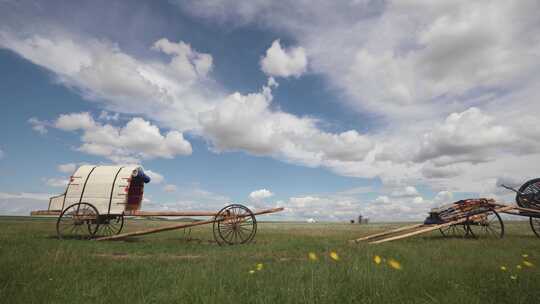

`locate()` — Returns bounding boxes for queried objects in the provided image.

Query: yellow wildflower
[256,263,264,271]
[329,251,340,261]
[249,270,255,274]
[373,255,382,265]
[388,258,402,270]
[516,265,522,270]
[522,254,528,258]
[500,266,507,271]
[308,252,318,261]
[510,275,517,280]
[523,261,534,267]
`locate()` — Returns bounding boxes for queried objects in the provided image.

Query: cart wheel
[56,203,100,239]
[530,217,540,238]
[439,224,467,238]
[213,204,257,245]
[96,214,124,236]
[466,209,504,239]
[516,178,540,209]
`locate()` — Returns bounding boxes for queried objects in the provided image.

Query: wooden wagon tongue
[95,207,284,242]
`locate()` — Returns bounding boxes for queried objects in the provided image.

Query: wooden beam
[351,223,424,243]
[368,220,466,244]
[30,210,61,216]
[125,210,218,217]
[95,207,283,241]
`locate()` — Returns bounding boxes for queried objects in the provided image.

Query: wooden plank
[95,207,283,241]
[351,223,424,243]
[368,220,466,244]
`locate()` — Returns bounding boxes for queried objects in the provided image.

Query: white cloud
[390,186,419,198]
[98,111,119,121]
[434,191,453,204]
[145,170,164,184]
[28,117,48,134]
[57,163,77,174]
[375,195,390,204]
[249,189,274,201]
[163,184,178,193]
[415,107,517,165]
[45,178,69,187]
[178,1,540,192]
[260,39,307,78]
[53,112,192,163]
[0,192,51,215]
[0,147,4,159]
[199,84,373,167]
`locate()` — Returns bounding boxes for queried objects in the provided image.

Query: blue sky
[1,1,539,221]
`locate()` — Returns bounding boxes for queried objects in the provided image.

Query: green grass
[0,217,539,303]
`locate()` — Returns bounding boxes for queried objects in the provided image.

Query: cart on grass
[31,165,283,245]
[352,178,540,244]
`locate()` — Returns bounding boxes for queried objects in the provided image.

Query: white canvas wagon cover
[48,165,151,215]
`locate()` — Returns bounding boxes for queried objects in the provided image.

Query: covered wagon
[31,165,283,245]
[33,165,151,237]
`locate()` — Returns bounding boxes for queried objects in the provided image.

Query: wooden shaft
[95,207,284,241]
[125,210,219,217]
[368,220,465,244]
[30,210,61,216]
[351,223,424,243]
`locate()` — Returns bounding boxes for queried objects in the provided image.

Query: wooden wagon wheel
[466,209,504,239]
[96,214,124,236]
[439,224,467,238]
[516,178,540,209]
[213,204,257,245]
[530,217,540,238]
[56,202,100,239]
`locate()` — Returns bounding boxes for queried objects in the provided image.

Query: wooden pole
[351,223,424,243]
[95,207,284,241]
[124,210,218,217]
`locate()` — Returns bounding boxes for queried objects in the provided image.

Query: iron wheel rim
[213,204,257,245]
[516,178,540,209]
[466,209,504,239]
[96,214,124,236]
[530,217,540,238]
[56,203,100,240]
[439,224,467,238]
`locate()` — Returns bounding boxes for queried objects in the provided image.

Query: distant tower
[358,214,363,224]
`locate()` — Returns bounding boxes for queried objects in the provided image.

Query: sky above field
[0,0,539,221]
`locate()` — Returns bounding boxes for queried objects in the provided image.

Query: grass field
[1,217,539,304]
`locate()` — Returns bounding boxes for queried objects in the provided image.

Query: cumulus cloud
[145,170,164,184]
[163,184,178,193]
[0,192,51,215]
[53,112,192,163]
[249,189,274,201]
[199,84,373,167]
[415,107,517,165]
[57,163,77,174]
[44,178,69,187]
[28,117,48,134]
[260,40,307,78]
[178,0,540,193]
